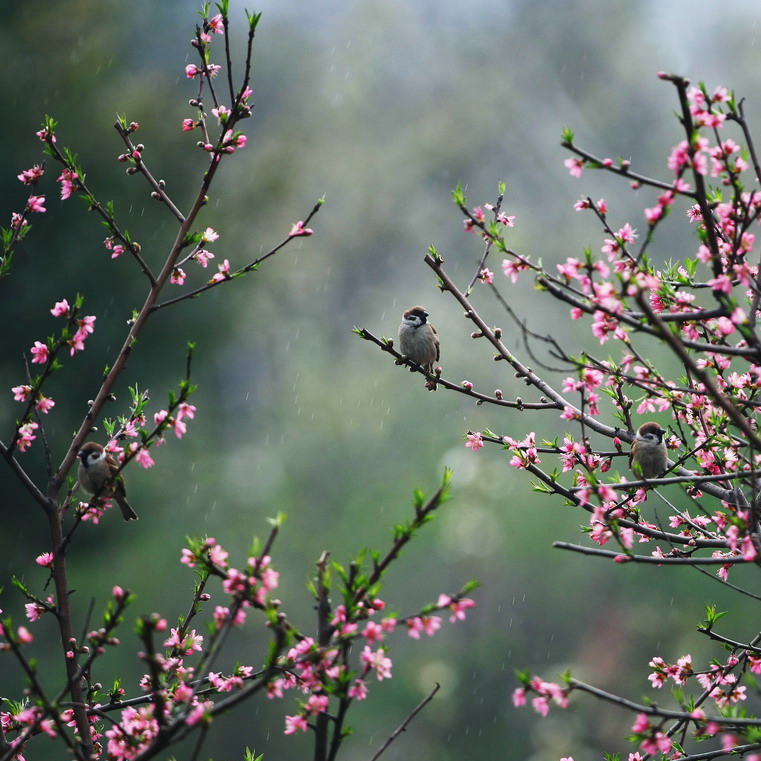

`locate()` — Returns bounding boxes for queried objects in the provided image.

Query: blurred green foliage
[3,1,761,759]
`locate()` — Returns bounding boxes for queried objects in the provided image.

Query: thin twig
[368,683,441,761]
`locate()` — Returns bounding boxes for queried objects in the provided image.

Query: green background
[2,1,761,759]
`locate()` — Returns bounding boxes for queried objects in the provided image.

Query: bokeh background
[3,1,761,759]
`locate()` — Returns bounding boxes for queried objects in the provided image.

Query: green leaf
[451,183,466,206]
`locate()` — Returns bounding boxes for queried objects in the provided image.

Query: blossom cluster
[443,76,761,761]
[0,536,474,756]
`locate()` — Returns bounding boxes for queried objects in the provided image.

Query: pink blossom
[182,118,196,131]
[406,617,424,639]
[306,694,329,715]
[707,274,733,294]
[185,700,214,726]
[17,626,33,644]
[181,548,197,567]
[12,384,32,402]
[284,714,308,734]
[207,13,225,34]
[164,627,203,655]
[171,267,187,285]
[36,127,56,143]
[30,341,49,364]
[209,544,229,567]
[564,157,584,178]
[742,535,757,561]
[406,615,441,638]
[36,552,54,567]
[289,220,314,237]
[25,602,45,622]
[26,195,46,213]
[17,422,39,452]
[210,259,231,283]
[51,299,70,317]
[193,249,215,268]
[531,695,550,716]
[185,64,203,78]
[57,168,78,200]
[502,257,531,282]
[17,165,44,184]
[512,687,526,707]
[134,447,155,469]
[68,316,96,355]
[36,396,55,414]
[465,432,484,452]
[439,595,476,623]
[360,645,392,680]
[348,679,368,700]
[362,620,385,643]
[479,268,494,284]
[177,402,196,421]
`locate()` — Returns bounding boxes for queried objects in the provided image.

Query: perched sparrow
[77,442,138,521]
[629,422,668,480]
[398,305,440,390]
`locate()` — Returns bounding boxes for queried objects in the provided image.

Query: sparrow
[77,442,138,521]
[398,305,440,390]
[629,422,668,480]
